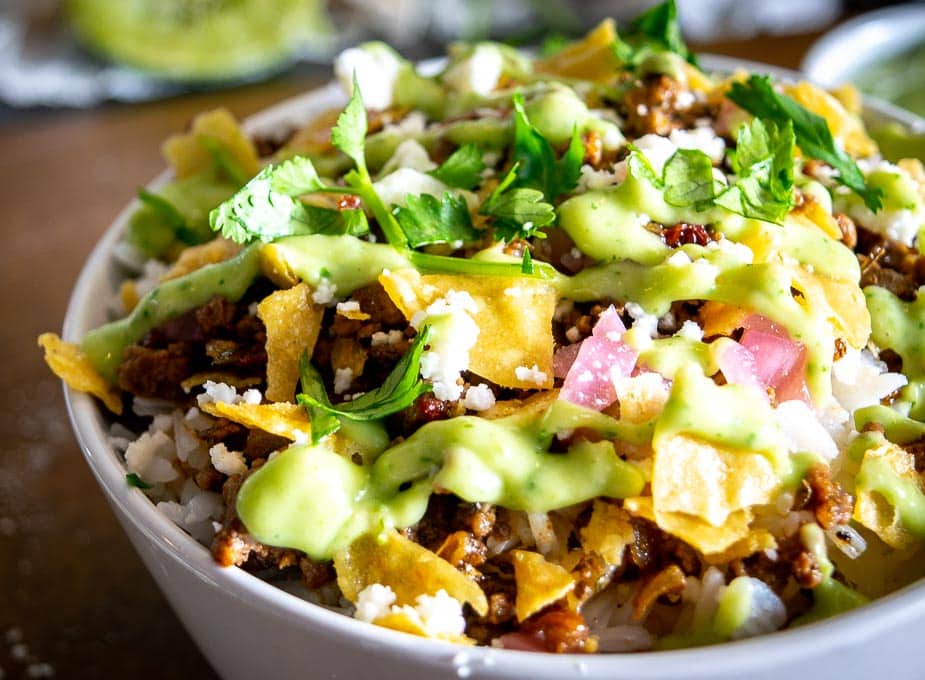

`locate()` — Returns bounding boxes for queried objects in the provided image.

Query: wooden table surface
[0,32,819,679]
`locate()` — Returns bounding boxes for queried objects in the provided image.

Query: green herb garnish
[428,143,485,190]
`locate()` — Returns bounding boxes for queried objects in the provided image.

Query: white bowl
[62,56,925,679]
[802,4,925,110]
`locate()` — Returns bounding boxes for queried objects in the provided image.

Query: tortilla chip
[789,197,843,242]
[335,530,488,616]
[161,238,242,281]
[371,610,473,645]
[579,500,634,567]
[199,401,310,441]
[380,269,556,389]
[479,390,558,421]
[38,333,122,414]
[652,433,778,528]
[784,81,877,158]
[119,280,140,314]
[511,550,575,622]
[790,268,870,350]
[163,108,260,180]
[855,441,924,549]
[534,19,619,83]
[700,302,747,338]
[613,374,669,424]
[703,529,777,565]
[257,283,324,403]
[624,496,753,555]
[259,243,301,288]
[331,338,367,380]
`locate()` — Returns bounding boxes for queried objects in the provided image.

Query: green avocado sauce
[237,401,646,559]
[864,285,925,419]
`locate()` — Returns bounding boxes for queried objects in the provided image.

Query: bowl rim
[801,3,925,90]
[61,53,925,676]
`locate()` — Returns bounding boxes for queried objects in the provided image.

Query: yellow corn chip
[163,108,260,180]
[789,197,843,242]
[784,81,877,158]
[119,280,140,314]
[380,269,556,389]
[199,401,310,440]
[579,500,634,567]
[855,441,924,549]
[703,529,777,565]
[38,333,122,414]
[624,496,753,555]
[257,283,324,403]
[652,433,778,528]
[259,243,300,288]
[331,338,367,379]
[511,550,575,622]
[371,610,474,645]
[699,302,748,338]
[161,238,242,281]
[534,19,619,83]
[790,268,870,349]
[334,530,488,616]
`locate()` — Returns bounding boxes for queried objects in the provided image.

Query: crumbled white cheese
[336,300,361,314]
[669,126,726,164]
[334,367,355,395]
[577,163,622,192]
[666,250,692,267]
[196,381,238,407]
[632,134,679,175]
[371,329,405,346]
[354,583,398,623]
[125,430,178,484]
[353,585,466,638]
[464,384,496,411]
[209,443,248,476]
[334,43,403,110]
[373,168,477,210]
[382,110,428,135]
[442,44,504,96]
[706,236,755,263]
[677,320,704,341]
[625,302,659,339]
[380,139,437,176]
[674,90,696,110]
[774,400,838,460]
[312,278,337,305]
[411,290,480,401]
[515,364,548,386]
[832,348,908,413]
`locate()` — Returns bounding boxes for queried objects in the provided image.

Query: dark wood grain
[0,32,818,679]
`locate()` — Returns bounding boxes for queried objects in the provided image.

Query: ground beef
[117,342,193,400]
[856,227,925,300]
[198,417,249,451]
[799,464,854,530]
[627,517,702,576]
[731,531,823,591]
[519,608,594,654]
[621,74,689,137]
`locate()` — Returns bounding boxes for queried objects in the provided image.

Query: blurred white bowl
[63,55,925,680]
[802,4,925,114]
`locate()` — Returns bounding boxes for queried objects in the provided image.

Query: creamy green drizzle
[237,401,646,559]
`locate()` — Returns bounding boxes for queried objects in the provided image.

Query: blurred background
[1,1,923,678]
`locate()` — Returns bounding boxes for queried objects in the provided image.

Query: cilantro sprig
[429,143,485,190]
[296,326,432,443]
[726,74,883,212]
[480,164,555,242]
[611,0,697,69]
[393,192,480,248]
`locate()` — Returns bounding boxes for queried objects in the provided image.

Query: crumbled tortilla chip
[789,197,843,242]
[161,238,242,281]
[479,390,558,421]
[703,529,777,565]
[790,268,870,349]
[259,243,300,288]
[579,500,634,567]
[534,19,618,83]
[119,280,140,314]
[624,496,753,555]
[371,610,474,645]
[700,302,748,338]
[652,433,778,528]
[612,374,669,424]
[331,338,367,380]
[380,269,556,389]
[199,401,310,440]
[257,283,324,403]
[335,530,488,616]
[783,81,877,158]
[180,372,262,393]
[511,550,575,622]
[38,333,123,414]
[336,305,370,321]
[163,108,260,180]
[855,441,924,549]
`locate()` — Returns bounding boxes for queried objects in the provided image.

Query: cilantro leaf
[625,0,697,66]
[393,192,481,248]
[297,327,433,442]
[480,165,556,242]
[209,157,338,243]
[511,93,584,201]
[662,148,717,209]
[726,74,883,212]
[330,75,368,175]
[715,117,795,224]
[521,247,534,274]
[126,473,152,490]
[625,144,663,187]
[429,144,485,190]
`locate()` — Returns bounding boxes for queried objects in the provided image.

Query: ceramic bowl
[62,56,925,680]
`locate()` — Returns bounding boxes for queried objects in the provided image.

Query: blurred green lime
[66,0,333,81]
